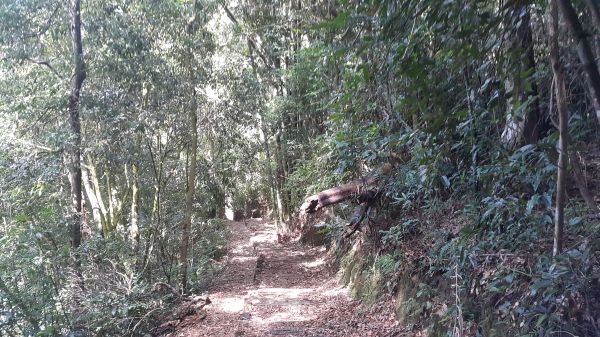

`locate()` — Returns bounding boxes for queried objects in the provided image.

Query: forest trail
[167,219,404,337]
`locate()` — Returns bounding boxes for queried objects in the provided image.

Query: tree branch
[220,2,277,72]
[27,58,64,80]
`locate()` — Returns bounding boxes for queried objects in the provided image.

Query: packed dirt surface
[165,219,405,337]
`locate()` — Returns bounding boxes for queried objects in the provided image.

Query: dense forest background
[1,0,600,336]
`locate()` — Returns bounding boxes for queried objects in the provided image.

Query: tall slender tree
[67,0,86,248]
[549,0,568,257]
[180,0,201,292]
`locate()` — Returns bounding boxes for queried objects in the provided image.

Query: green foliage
[189,218,228,289]
[0,0,233,335]
[288,0,600,335]
[381,219,420,246]
[375,253,402,277]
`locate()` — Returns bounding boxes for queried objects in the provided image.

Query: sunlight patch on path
[301,256,326,268]
[214,297,246,313]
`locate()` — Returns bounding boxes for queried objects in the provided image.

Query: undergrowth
[302,127,600,336]
[0,217,228,336]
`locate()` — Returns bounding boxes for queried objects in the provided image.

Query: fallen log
[300,165,391,238]
[300,175,379,214]
[152,296,211,335]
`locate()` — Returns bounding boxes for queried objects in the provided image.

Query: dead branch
[342,202,370,239]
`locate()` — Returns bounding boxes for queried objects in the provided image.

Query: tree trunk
[274,131,289,223]
[558,0,600,124]
[520,8,544,144]
[180,100,197,291]
[141,134,164,279]
[549,0,568,257]
[258,114,278,221]
[180,1,201,292]
[106,173,114,230]
[82,168,105,233]
[67,0,86,248]
[82,158,130,237]
[570,152,599,213]
[130,160,140,246]
[107,169,128,233]
[501,4,543,148]
[583,0,600,58]
[86,158,108,226]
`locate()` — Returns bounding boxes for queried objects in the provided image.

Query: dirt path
[168,219,404,337]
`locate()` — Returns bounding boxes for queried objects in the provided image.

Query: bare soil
[165,219,405,337]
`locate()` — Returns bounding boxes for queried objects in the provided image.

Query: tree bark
[300,174,380,214]
[300,171,385,239]
[570,152,599,213]
[258,113,279,221]
[130,160,140,245]
[582,0,600,58]
[82,168,105,233]
[342,201,374,239]
[275,131,289,223]
[501,4,544,148]
[180,95,197,292]
[519,8,544,144]
[558,0,600,124]
[82,159,129,237]
[549,0,568,257]
[180,1,201,292]
[140,134,166,278]
[67,0,86,248]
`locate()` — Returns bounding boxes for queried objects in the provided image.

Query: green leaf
[526,195,539,215]
[312,11,350,30]
[535,314,547,327]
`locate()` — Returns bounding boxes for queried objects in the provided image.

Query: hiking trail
[166,219,405,337]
